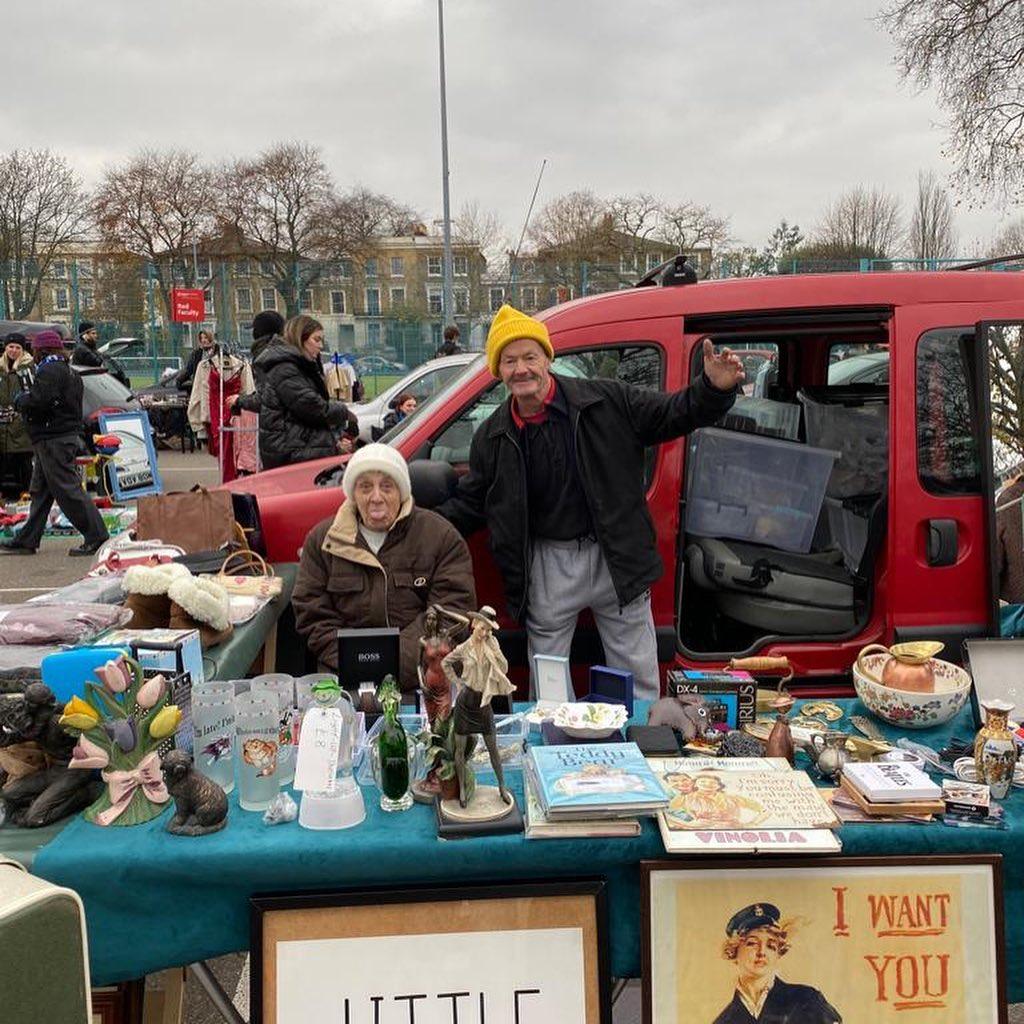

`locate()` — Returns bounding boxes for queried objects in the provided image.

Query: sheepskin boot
[167,575,233,648]
[122,563,192,630]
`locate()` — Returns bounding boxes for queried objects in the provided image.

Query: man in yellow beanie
[438,303,743,699]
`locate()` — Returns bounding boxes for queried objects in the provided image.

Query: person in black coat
[712,903,842,1024]
[0,331,109,556]
[245,315,351,470]
[175,329,219,392]
[71,321,130,389]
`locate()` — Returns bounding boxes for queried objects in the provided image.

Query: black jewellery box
[337,627,401,716]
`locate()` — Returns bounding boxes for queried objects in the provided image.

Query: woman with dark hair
[382,392,417,432]
[249,315,352,469]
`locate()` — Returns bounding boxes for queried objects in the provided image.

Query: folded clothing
[0,603,132,646]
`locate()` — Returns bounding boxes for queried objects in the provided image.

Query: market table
[0,566,296,872]
[26,698,1024,1000]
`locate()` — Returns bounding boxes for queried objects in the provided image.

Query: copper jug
[856,642,944,694]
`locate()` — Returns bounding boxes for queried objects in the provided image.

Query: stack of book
[647,757,842,854]
[839,762,944,819]
[523,742,667,839]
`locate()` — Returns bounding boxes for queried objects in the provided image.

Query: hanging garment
[208,366,242,482]
[187,352,255,439]
[233,409,260,475]
[324,357,356,402]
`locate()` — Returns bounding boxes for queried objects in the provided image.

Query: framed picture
[642,855,1006,1024]
[97,411,163,500]
[533,653,573,704]
[90,980,144,1024]
[251,880,610,1024]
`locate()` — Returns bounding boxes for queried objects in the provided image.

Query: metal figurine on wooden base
[440,605,516,821]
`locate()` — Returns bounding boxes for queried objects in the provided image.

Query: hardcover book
[527,742,670,819]
[841,761,941,803]
[523,767,641,839]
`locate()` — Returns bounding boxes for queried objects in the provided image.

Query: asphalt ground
[3,446,1021,1024]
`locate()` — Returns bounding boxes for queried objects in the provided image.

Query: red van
[229,270,1018,688]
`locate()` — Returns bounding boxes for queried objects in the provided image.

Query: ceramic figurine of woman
[419,605,469,727]
[441,606,515,809]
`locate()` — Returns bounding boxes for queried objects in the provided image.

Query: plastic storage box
[823,496,870,572]
[724,396,801,440]
[686,427,838,553]
[799,390,888,499]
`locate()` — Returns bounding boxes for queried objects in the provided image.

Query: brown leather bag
[134,486,237,554]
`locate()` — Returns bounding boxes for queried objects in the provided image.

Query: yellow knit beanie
[486,304,553,377]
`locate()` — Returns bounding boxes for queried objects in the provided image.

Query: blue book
[527,742,670,819]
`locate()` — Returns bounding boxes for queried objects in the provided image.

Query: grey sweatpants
[526,537,660,700]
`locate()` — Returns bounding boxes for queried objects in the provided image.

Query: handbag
[135,486,237,554]
[205,550,284,599]
[87,540,186,578]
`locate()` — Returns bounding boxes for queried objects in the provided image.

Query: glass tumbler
[234,693,280,811]
[251,675,297,787]
[191,692,236,794]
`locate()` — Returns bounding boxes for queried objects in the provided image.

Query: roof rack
[943,253,1024,271]
[634,253,700,288]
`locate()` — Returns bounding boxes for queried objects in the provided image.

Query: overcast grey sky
[4,0,1016,253]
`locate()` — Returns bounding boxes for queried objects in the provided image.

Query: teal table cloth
[32,699,1024,998]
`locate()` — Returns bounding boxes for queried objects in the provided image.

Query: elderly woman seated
[292,443,477,692]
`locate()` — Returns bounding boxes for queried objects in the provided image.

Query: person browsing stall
[292,444,476,692]
[0,333,36,496]
[437,304,742,700]
[0,331,109,556]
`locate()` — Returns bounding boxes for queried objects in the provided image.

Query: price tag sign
[293,707,342,792]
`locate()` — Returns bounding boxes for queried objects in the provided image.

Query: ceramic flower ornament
[58,654,178,826]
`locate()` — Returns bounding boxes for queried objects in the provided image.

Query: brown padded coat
[292,496,476,691]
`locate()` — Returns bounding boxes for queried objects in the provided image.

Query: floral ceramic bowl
[853,653,971,729]
[552,701,628,739]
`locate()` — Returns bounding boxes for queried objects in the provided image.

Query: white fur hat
[341,443,412,502]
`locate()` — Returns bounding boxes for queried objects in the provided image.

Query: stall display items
[160,749,228,836]
[974,699,1017,800]
[294,678,365,830]
[533,653,573,707]
[585,665,634,717]
[235,693,280,812]
[523,761,641,840]
[665,668,756,727]
[336,627,400,696]
[0,683,102,827]
[642,856,1006,1024]
[369,676,418,813]
[803,730,853,780]
[856,641,944,693]
[438,606,518,825]
[417,604,469,727]
[963,637,1024,728]
[527,742,669,820]
[190,686,235,794]
[648,693,714,742]
[58,655,181,827]
[648,756,841,854]
[839,762,945,818]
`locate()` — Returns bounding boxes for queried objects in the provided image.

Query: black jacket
[234,334,283,413]
[437,372,736,620]
[175,346,207,392]
[254,345,349,468]
[15,357,85,443]
[712,977,842,1023]
[71,341,130,388]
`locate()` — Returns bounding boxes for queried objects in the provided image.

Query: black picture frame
[641,854,1007,1024]
[251,878,611,1024]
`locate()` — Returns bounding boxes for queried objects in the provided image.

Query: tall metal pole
[437,0,455,329]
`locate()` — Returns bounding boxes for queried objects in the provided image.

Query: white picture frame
[533,653,573,704]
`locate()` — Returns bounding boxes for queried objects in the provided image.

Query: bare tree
[219,142,337,316]
[454,199,507,264]
[658,201,732,256]
[814,186,902,257]
[987,216,1024,256]
[607,192,663,269]
[880,0,1024,199]
[0,149,90,319]
[907,170,957,261]
[92,149,217,322]
[322,186,419,265]
[529,190,615,293]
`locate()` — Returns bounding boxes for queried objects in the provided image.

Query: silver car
[351,352,476,442]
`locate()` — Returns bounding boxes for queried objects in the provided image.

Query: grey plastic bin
[799,390,888,498]
[685,428,839,553]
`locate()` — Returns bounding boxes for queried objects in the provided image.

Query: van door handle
[927,519,958,567]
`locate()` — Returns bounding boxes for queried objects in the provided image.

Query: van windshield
[379,354,486,444]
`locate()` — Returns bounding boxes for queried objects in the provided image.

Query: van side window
[916,328,982,495]
[430,345,662,484]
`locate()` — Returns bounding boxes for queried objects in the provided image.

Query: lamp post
[437,0,455,329]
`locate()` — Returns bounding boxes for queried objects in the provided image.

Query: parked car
[350,353,476,442]
[227,270,1012,692]
[354,354,408,376]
